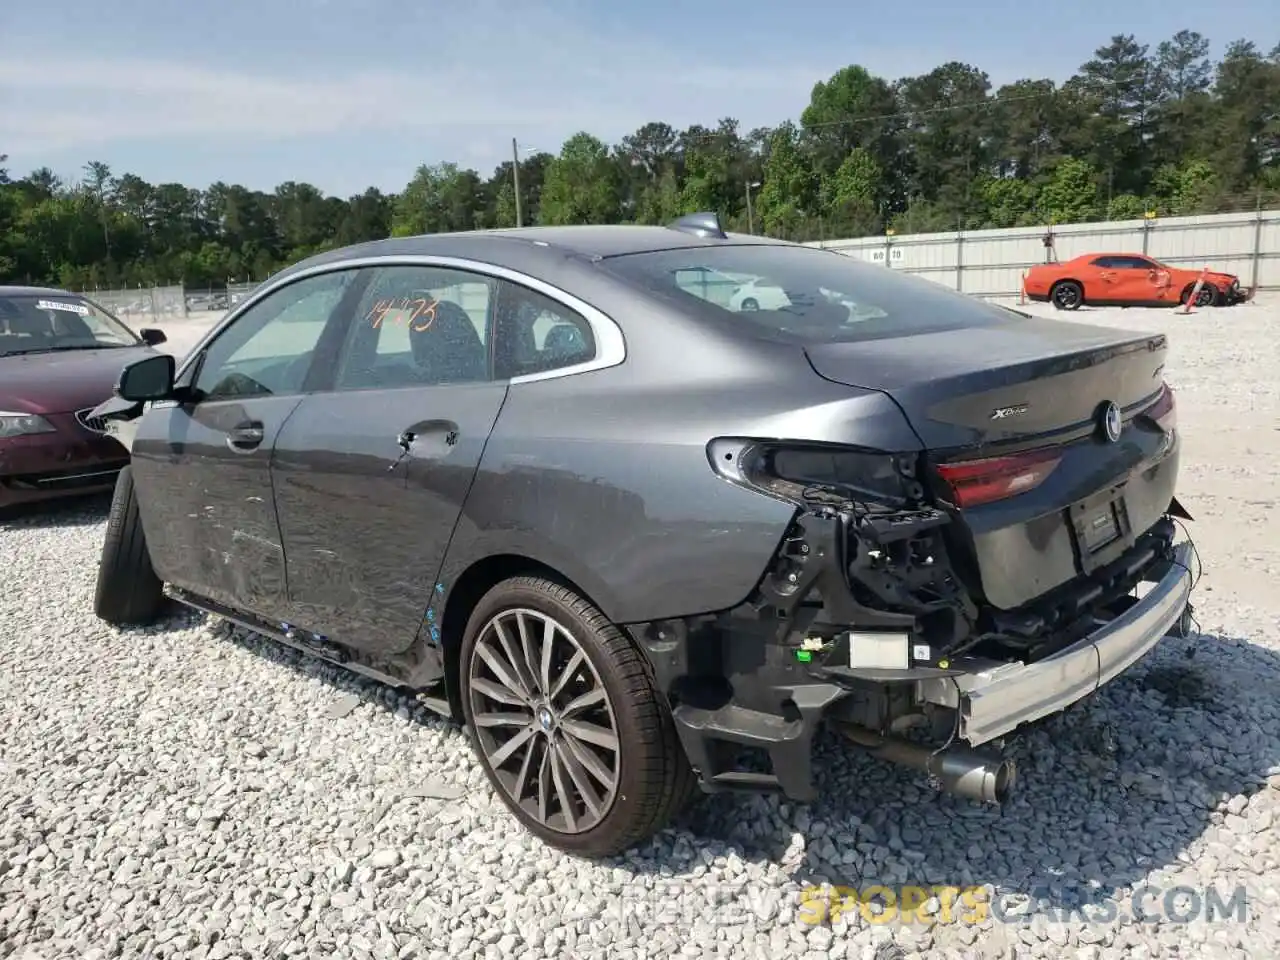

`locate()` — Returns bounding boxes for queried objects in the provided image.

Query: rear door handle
[226,421,264,451]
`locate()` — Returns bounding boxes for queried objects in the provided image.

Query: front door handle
[226,421,264,451]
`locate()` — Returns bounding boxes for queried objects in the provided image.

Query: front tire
[94,466,165,626]
[459,576,695,857]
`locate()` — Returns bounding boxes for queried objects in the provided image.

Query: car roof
[276,223,794,282]
[0,285,78,297]
[1074,252,1151,260]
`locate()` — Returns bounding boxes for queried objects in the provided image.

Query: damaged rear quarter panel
[441,348,924,626]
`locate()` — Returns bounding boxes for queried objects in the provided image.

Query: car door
[270,263,508,657]
[1116,255,1168,303]
[1111,256,1162,304]
[130,268,365,620]
[1087,256,1124,302]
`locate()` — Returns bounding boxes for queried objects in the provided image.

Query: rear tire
[459,576,695,857]
[1050,280,1083,310]
[94,466,165,626]
[740,297,760,311]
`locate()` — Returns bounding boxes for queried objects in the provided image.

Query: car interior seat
[409,300,487,383]
[542,323,587,364]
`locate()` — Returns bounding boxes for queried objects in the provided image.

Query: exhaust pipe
[836,723,1016,804]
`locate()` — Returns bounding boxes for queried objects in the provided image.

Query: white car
[729,280,889,322]
[728,278,790,312]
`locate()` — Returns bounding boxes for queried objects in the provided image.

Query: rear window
[0,294,139,356]
[600,244,1028,344]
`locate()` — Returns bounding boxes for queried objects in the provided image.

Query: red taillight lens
[1144,383,1176,432]
[935,448,1062,508]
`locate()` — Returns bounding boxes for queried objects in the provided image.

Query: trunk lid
[802,316,1166,451]
[803,317,1176,611]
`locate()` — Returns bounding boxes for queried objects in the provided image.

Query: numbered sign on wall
[866,247,905,266]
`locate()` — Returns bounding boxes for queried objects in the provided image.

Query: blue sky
[2,0,1275,197]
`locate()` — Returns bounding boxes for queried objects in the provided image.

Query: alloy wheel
[467,607,621,834]
[1053,284,1080,309]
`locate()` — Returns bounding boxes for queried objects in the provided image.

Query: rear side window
[492,281,596,379]
[600,244,1027,345]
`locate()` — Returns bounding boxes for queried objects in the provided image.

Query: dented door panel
[129,395,303,620]
[271,382,508,656]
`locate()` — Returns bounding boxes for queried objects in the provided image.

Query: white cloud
[0,19,839,164]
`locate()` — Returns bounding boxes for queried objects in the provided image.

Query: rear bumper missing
[638,535,1195,802]
[915,540,1196,745]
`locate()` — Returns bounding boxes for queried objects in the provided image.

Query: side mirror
[138,328,168,346]
[116,353,176,402]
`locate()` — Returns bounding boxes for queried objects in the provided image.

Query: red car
[1023,253,1246,310]
[0,286,167,513]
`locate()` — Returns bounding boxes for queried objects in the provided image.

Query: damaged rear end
[604,242,1196,806]
[632,334,1195,808]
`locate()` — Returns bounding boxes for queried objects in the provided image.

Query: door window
[193,270,358,401]
[334,265,494,390]
[1113,256,1154,270]
[492,281,596,379]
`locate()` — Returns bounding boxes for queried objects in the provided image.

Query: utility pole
[745,181,761,234]
[512,137,523,228]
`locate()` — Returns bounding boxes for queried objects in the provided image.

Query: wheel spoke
[474,711,531,728]
[548,744,578,831]
[560,686,606,718]
[512,735,537,803]
[476,641,532,706]
[492,620,537,700]
[536,743,553,824]
[548,649,584,701]
[469,677,527,708]
[561,727,617,790]
[539,618,556,698]
[560,748,604,818]
[515,612,541,695]
[489,722,537,768]
[563,737,616,798]
[561,718,619,753]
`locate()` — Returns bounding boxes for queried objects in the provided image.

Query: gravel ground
[2,297,1279,959]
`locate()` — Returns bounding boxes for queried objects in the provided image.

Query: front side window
[334,265,493,390]
[193,270,357,401]
[492,281,596,379]
[1118,256,1156,270]
[0,294,140,356]
[600,244,1028,345]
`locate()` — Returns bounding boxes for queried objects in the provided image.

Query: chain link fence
[78,285,188,322]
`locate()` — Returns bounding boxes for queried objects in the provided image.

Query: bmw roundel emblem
[1099,401,1122,442]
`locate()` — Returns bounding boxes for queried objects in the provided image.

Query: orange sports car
[1023,253,1246,310]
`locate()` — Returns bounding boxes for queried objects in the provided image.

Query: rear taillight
[935,448,1062,508]
[1143,383,1176,432]
[708,438,921,507]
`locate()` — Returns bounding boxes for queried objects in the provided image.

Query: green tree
[755,122,817,238]
[1037,157,1101,224]
[539,134,620,225]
